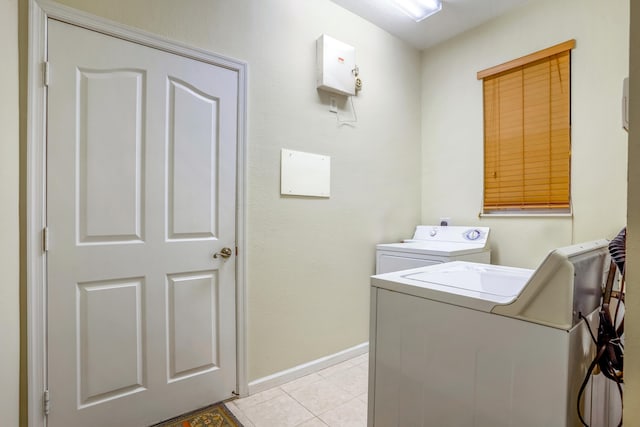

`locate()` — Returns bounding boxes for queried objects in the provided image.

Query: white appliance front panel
[376,255,442,274]
[368,287,599,427]
[375,249,490,274]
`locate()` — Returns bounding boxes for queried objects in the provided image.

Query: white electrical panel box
[281,149,331,198]
[316,34,356,96]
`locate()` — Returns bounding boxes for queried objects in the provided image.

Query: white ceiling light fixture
[391,0,442,22]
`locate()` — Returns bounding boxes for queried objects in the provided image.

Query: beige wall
[420,0,629,268]
[1,0,20,425]
[625,0,639,423]
[47,0,422,381]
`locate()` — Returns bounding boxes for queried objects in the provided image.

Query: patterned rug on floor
[153,402,243,427]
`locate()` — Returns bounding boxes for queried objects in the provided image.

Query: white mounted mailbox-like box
[316,34,356,96]
[281,149,330,198]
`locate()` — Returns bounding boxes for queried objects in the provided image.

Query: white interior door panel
[46,18,238,426]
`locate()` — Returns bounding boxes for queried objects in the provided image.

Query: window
[477,40,575,213]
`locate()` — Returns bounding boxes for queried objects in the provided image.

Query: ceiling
[329,0,532,50]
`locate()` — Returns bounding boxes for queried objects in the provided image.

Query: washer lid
[376,241,488,256]
[371,261,534,311]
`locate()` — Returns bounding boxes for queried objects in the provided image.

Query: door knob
[213,247,233,259]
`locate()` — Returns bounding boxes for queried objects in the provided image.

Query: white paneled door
[46,19,238,426]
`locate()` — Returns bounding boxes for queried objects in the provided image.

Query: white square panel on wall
[280,149,330,197]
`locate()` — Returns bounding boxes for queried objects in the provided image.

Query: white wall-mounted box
[316,34,356,96]
[281,149,331,197]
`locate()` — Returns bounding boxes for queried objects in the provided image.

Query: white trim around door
[26,1,248,425]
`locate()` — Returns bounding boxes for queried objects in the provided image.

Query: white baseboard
[246,342,369,396]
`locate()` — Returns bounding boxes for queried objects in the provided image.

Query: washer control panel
[411,226,490,245]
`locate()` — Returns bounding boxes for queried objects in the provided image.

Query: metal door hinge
[43,389,50,416]
[43,62,50,87]
[43,227,49,252]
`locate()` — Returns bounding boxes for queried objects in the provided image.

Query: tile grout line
[280,385,322,418]
[231,354,370,427]
[276,385,322,427]
[283,379,367,424]
[226,400,256,427]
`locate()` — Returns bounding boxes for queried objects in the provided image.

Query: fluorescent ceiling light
[391,0,442,22]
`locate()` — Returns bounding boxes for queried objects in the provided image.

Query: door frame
[26,1,249,425]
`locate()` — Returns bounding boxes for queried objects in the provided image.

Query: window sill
[479,211,573,218]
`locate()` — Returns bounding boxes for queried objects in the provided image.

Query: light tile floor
[227,353,369,427]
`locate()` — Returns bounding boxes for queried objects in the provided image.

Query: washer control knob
[430,229,437,237]
[465,229,481,240]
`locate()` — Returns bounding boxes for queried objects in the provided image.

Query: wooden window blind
[478,40,574,212]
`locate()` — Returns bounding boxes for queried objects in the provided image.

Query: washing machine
[368,240,610,427]
[376,225,490,274]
